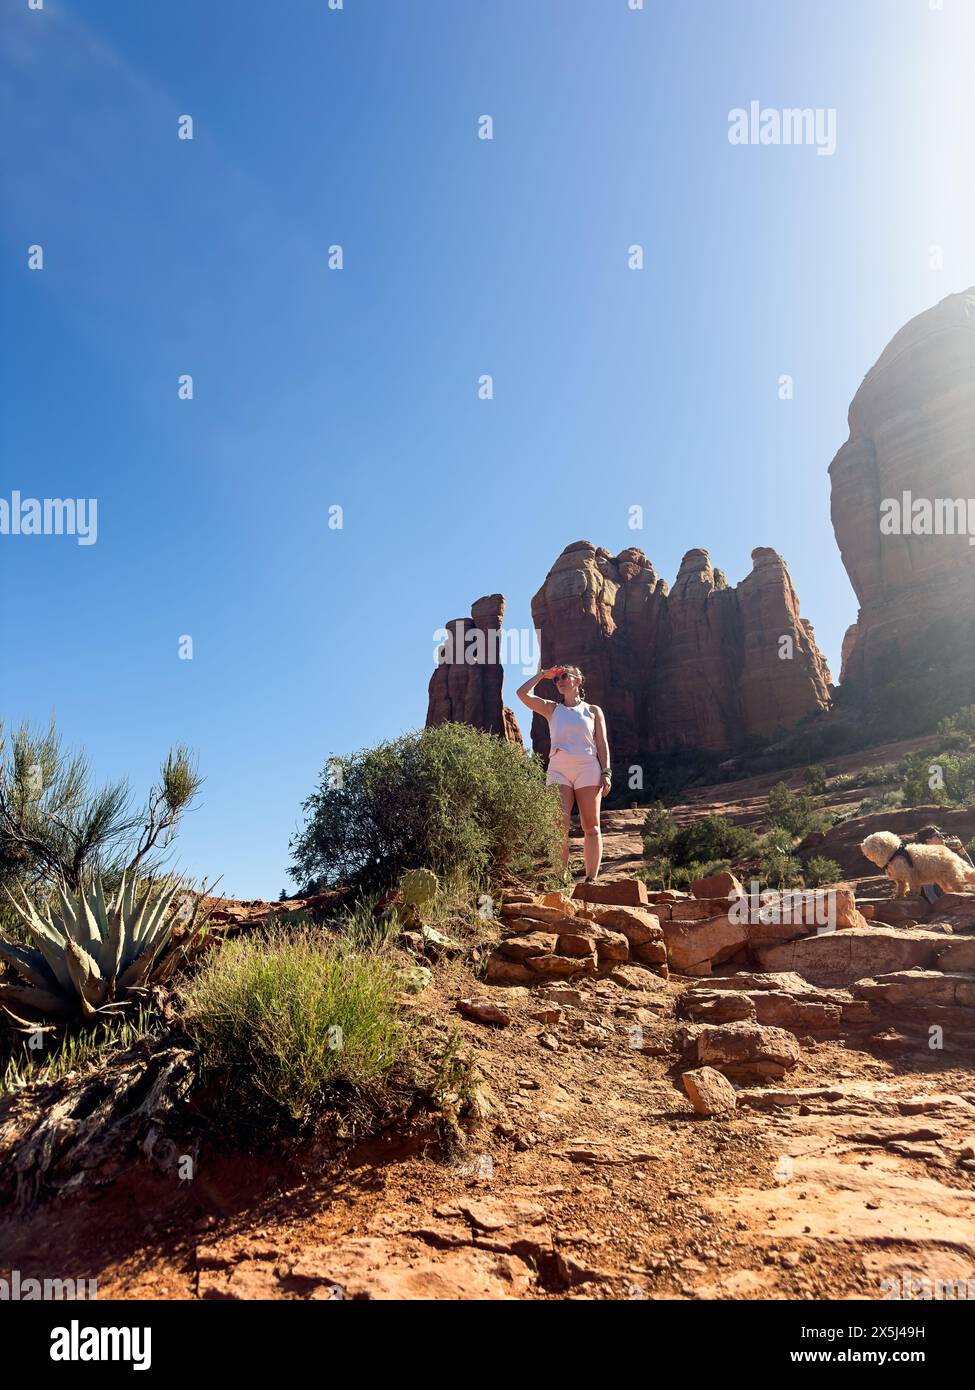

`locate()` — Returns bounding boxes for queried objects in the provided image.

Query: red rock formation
[426,594,523,744]
[830,289,975,692]
[839,623,859,684]
[529,542,831,762]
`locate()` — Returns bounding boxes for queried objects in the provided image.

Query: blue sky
[2,0,974,897]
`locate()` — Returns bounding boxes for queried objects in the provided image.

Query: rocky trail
[3,791,974,1303]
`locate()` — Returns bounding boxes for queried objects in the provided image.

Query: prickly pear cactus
[399,868,438,910]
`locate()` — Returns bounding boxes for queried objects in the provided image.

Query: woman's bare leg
[576,784,603,879]
[555,784,576,871]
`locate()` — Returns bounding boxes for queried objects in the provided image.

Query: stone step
[571,879,648,907]
[853,971,975,1009]
[755,926,956,986]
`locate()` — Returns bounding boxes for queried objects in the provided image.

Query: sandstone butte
[830,287,975,694]
[427,545,832,760]
[426,593,522,745]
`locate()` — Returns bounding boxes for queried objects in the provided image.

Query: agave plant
[0,874,183,1023]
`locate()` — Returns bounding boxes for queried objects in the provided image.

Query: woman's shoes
[583,875,597,884]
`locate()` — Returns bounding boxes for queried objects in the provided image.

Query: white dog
[860,830,975,898]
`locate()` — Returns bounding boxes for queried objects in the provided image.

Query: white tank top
[549,701,598,757]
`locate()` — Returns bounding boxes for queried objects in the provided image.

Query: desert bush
[766,782,825,838]
[757,849,804,890]
[668,815,758,869]
[641,802,677,856]
[803,765,828,796]
[803,855,842,887]
[899,750,975,808]
[290,723,562,892]
[641,854,675,890]
[936,706,975,750]
[857,788,906,815]
[181,925,407,1135]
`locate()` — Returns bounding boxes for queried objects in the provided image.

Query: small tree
[641,802,676,858]
[937,706,975,750]
[0,719,202,892]
[803,765,828,796]
[804,855,842,887]
[668,814,758,869]
[290,723,562,892]
[767,782,821,838]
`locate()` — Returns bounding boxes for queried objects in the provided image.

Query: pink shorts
[546,750,603,790]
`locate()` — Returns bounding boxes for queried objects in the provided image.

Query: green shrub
[803,855,842,887]
[290,723,563,892]
[641,802,676,850]
[766,782,824,838]
[858,788,906,815]
[757,850,804,890]
[181,926,407,1135]
[641,854,675,890]
[803,765,828,796]
[668,815,758,868]
[937,706,975,750]
[899,750,975,808]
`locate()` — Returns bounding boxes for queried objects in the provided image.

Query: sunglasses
[555,670,576,681]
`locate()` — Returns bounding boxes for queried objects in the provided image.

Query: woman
[517,664,612,882]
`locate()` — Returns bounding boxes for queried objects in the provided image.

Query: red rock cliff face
[830,289,975,691]
[426,594,523,744]
[529,542,831,762]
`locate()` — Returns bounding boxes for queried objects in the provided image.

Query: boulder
[525,951,596,978]
[537,986,585,1007]
[572,879,648,907]
[631,939,668,967]
[935,938,975,973]
[756,926,947,984]
[538,891,579,914]
[748,992,842,1029]
[663,915,748,972]
[682,1067,738,1117]
[690,872,744,901]
[499,904,579,927]
[678,991,757,1024]
[580,904,663,945]
[484,957,536,986]
[853,971,975,1008]
[668,898,736,921]
[687,970,813,994]
[456,999,511,1027]
[499,931,560,960]
[732,887,864,934]
[609,963,669,991]
[695,1021,801,1081]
